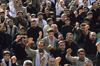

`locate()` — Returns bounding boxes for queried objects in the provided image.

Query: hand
[57,18,61,22]
[85,25,90,30]
[16,35,21,42]
[58,35,63,41]
[78,5,82,9]
[27,13,30,18]
[0,62,4,66]
[41,56,46,64]
[75,22,79,27]
[28,37,34,44]
[39,31,42,38]
[74,11,77,15]
[5,17,9,21]
[48,45,53,50]
[96,42,100,53]
[40,5,43,11]
[6,10,9,15]
[55,57,61,63]
[67,48,72,56]
[11,56,17,63]
[79,9,83,14]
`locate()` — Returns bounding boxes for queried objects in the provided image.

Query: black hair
[8,19,13,24]
[23,60,33,66]
[47,18,53,23]
[3,51,10,56]
[80,23,86,27]
[37,41,45,46]
[65,18,70,21]
[58,41,65,46]
[92,1,97,5]
[66,32,73,37]
[87,11,93,16]
[17,11,23,15]
[47,28,54,33]
[77,48,85,54]
[84,17,90,22]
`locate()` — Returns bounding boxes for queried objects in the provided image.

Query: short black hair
[84,17,90,22]
[87,11,93,15]
[37,41,45,46]
[65,18,70,21]
[0,11,5,14]
[23,60,33,66]
[19,26,25,31]
[77,48,85,54]
[8,19,13,24]
[45,7,50,11]
[3,51,10,56]
[31,19,37,23]
[66,32,73,37]
[19,35,27,41]
[83,6,89,11]
[47,28,54,33]
[31,14,36,17]
[17,11,23,15]
[80,23,86,27]
[65,9,71,12]
[37,12,44,16]
[47,18,53,23]
[92,1,97,5]
[58,41,65,46]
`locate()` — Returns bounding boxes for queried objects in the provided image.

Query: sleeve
[12,0,17,9]
[7,14,15,20]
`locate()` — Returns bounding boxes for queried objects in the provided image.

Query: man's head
[31,14,36,19]
[48,57,55,66]
[8,19,14,27]
[37,41,45,52]
[66,33,73,43]
[51,24,58,33]
[92,1,98,9]
[83,7,89,13]
[83,1,88,7]
[77,48,85,61]
[23,60,33,66]
[47,28,54,39]
[17,11,23,18]
[50,11,54,18]
[46,1,51,8]
[80,23,86,31]
[47,18,53,26]
[65,9,71,17]
[0,11,5,18]
[19,27,25,35]
[0,24,6,34]
[84,61,92,66]
[61,14,67,21]
[3,51,10,62]
[65,18,71,26]
[31,20,37,28]
[26,0,30,3]
[58,41,66,52]
[16,0,22,7]
[37,12,44,20]
[1,3,6,10]
[89,32,96,41]
[45,7,50,14]
[87,11,93,19]
[84,18,90,25]
[19,35,28,46]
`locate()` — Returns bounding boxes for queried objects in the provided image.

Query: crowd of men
[0,0,100,66]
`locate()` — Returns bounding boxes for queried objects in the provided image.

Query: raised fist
[28,37,34,44]
[67,48,72,56]
[75,22,79,27]
[41,56,46,64]
[11,56,17,63]
[39,31,42,37]
[85,25,90,30]
[55,57,61,63]
[6,10,9,15]
[48,45,53,50]
[16,35,21,41]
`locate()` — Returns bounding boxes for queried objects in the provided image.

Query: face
[61,15,67,21]
[78,52,85,61]
[37,43,44,52]
[38,15,43,20]
[65,11,70,17]
[17,1,22,6]
[90,33,96,41]
[65,20,70,26]
[83,8,88,13]
[2,5,6,9]
[1,27,6,33]
[47,3,51,7]
[48,58,55,66]
[58,43,66,52]
[0,13,5,17]
[8,21,13,27]
[84,2,88,7]
[52,26,57,32]
[80,26,85,31]
[88,14,93,19]
[19,29,25,35]
[48,32,54,39]
[21,37,27,46]
[48,20,53,26]
[93,3,98,9]
[3,54,10,62]
[31,22,37,28]
[67,35,73,43]
[17,13,23,18]
[45,10,50,14]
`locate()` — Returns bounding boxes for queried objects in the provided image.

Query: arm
[12,0,17,9]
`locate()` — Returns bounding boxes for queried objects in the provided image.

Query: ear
[66,37,67,40]
[77,53,79,56]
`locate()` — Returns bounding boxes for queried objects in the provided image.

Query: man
[27,20,42,42]
[37,28,59,53]
[0,11,5,23]
[84,32,97,65]
[43,18,53,37]
[91,1,100,21]
[13,0,27,17]
[72,23,90,48]
[65,32,79,56]
[25,39,50,66]
[23,60,33,66]
[12,35,28,66]
[35,12,47,29]
[0,51,17,66]
[6,19,18,39]
[0,23,12,50]
[48,41,71,66]
[7,11,28,29]
[66,48,93,66]
[51,24,61,39]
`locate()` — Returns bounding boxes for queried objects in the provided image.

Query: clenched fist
[41,56,46,64]
[11,56,17,63]
[67,48,72,56]
[48,45,53,50]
